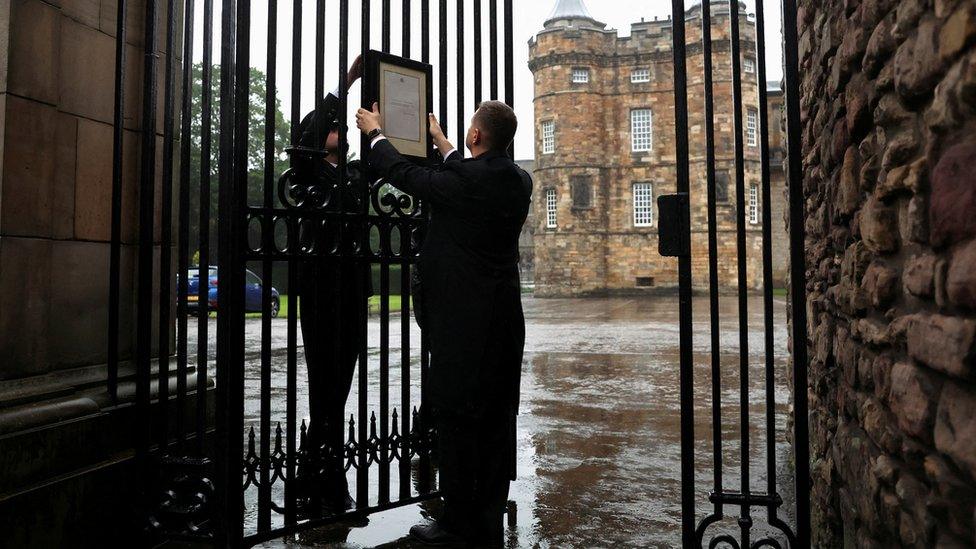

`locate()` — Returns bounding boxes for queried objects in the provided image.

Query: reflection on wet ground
[210,296,797,548]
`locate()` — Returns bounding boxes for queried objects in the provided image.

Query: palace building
[529,0,787,297]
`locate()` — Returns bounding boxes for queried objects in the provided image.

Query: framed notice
[365,50,434,163]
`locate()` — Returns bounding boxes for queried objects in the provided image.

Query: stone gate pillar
[0,0,180,542]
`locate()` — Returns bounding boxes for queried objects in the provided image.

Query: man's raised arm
[357,105,464,206]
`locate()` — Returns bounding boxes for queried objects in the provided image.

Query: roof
[544,0,605,28]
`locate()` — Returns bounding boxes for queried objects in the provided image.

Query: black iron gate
[659,0,810,548]
[106,0,515,546]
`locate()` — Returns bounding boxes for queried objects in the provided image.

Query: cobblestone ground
[188,295,795,548]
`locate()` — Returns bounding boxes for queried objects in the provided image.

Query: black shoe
[409,521,468,546]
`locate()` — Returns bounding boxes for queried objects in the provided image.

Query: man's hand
[346,54,364,90]
[356,102,383,134]
[428,113,454,156]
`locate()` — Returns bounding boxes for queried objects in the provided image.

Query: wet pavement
[190,295,797,548]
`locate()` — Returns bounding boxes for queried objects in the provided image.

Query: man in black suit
[356,100,531,545]
[290,55,369,515]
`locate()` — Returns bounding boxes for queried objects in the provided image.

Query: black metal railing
[661,0,810,548]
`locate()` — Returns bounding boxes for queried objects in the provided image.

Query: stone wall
[529,1,785,297]
[797,0,976,546]
[0,0,182,542]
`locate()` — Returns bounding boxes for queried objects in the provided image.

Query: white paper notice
[383,70,421,142]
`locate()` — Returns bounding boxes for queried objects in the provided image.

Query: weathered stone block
[861,196,900,253]
[904,254,937,297]
[74,118,114,242]
[947,239,976,309]
[930,141,976,247]
[52,113,77,240]
[7,0,59,104]
[58,17,117,125]
[862,260,899,307]
[60,0,100,28]
[907,314,976,378]
[940,5,976,62]
[935,381,976,480]
[0,237,52,380]
[889,361,943,441]
[894,17,946,99]
[0,96,56,237]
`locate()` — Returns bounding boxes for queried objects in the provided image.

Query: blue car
[183,267,281,318]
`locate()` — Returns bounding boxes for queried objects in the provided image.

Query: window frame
[746,108,758,147]
[630,108,653,153]
[633,182,654,227]
[545,187,558,229]
[541,120,555,155]
[749,184,760,225]
[572,67,590,84]
[630,68,650,83]
[743,56,756,74]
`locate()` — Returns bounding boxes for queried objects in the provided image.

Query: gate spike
[248,426,256,452]
[370,411,377,438]
[274,423,283,452]
[348,415,356,442]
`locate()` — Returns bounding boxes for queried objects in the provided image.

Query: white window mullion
[546,188,558,228]
[633,182,653,227]
[542,120,555,154]
[631,109,652,153]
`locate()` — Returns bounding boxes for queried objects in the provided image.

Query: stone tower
[529,0,783,297]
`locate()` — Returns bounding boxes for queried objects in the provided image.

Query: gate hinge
[657,193,690,257]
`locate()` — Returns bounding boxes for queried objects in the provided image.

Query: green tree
[187,63,291,263]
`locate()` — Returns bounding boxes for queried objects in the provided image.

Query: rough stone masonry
[796,0,976,546]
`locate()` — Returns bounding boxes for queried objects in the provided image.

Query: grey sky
[191,0,783,160]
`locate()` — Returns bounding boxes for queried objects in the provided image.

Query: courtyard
[185,295,797,547]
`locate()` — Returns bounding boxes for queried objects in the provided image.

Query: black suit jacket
[368,140,532,418]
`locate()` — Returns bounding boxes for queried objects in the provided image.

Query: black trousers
[435,412,513,541]
[297,260,367,497]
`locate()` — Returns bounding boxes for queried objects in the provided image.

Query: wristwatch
[367,127,383,140]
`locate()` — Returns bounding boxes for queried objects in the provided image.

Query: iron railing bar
[670,0,695,546]
[136,0,160,465]
[357,0,371,510]
[402,0,411,57]
[728,1,752,546]
[455,0,464,148]
[503,0,512,158]
[399,0,415,504]
[338,0,353,514]
[701,0,723,520]
[175,0,196,450]
[421,0,429,63]
[383,0,391,52]
[380,232,391,504]
[489,0,497,99]
[108,0,127,406]
[399,226,411,500]
[214,0,246,536]
[473,0,482,106]
[197,0,216,454]
[782,0,810,544]
[258,0,280,531]
[313,0,325,150]
[418,0,434,495]
[157,0,179,453]
[439,0,447,139]
[753,0,778,518]
[285,0,302,526]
